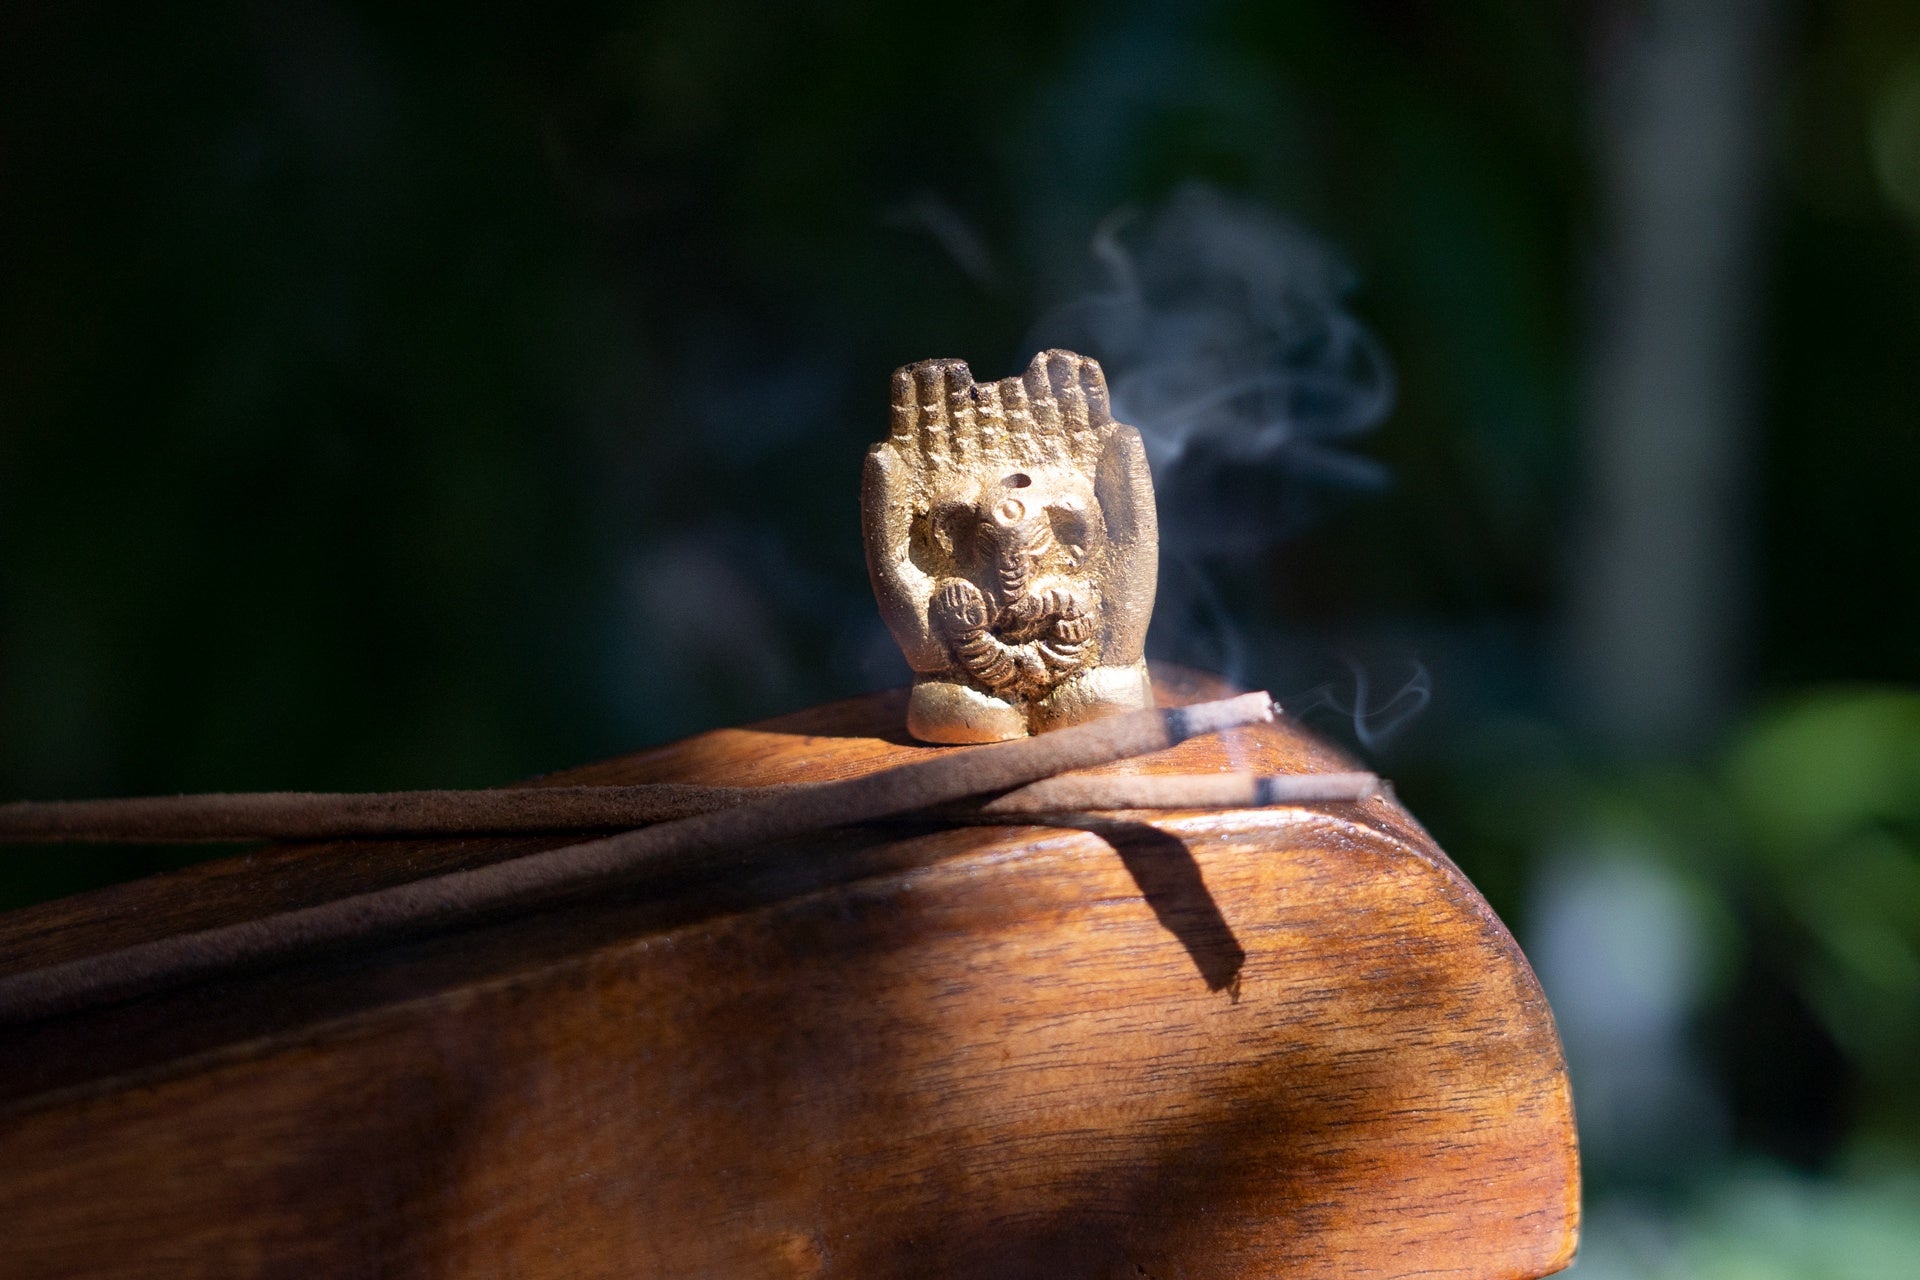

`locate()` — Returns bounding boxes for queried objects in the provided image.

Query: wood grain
[0,666,1578,1279]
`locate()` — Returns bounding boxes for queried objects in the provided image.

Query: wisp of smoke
[1031,183,1396,555]
[1286,661,1433,754]
[1024,183,1413,733]
[882,192,1004,292]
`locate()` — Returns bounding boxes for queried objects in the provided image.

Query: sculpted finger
[1040,349,1090,434]
[1023,352,1063,436]
[999,376,1038,464]
[1075,354,1112,426]
[1040,349,1108,464]
[940,361,979,464]
[968,379,1003,463]
[1072,355,1112,471]
[912,361,962,464]
[889,366,917,447]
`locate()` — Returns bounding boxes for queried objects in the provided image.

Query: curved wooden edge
[0,666,1579,1278]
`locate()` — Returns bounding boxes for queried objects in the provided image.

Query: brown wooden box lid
[0,667,1578,1279]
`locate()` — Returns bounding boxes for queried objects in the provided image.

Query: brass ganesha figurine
[861,350,1159,743]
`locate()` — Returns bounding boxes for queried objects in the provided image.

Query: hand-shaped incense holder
[862,350,1159,743]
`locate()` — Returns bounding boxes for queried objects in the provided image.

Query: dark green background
[4,1,1917,1266]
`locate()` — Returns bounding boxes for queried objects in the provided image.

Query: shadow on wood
[1082,818,1246,996]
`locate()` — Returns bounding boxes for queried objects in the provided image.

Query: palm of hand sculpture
[862,350,1159,743]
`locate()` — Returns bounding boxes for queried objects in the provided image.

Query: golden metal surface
[862,351,1159,742]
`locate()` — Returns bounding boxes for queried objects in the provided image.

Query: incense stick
[0,785,759,843]
[0,771,1382,844]
[0,692,1274,1023]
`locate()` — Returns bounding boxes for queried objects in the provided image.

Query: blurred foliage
[1724,691,1920,1119]
[1462,690,1920,1164]
[1578,1167,1920,1280]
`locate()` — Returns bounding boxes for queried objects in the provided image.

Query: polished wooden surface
[0,667,1578,1279]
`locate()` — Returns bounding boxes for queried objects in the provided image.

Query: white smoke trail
[1284,662,1434,753]
[1032,183,1395,554]
[1029,185,1410,742]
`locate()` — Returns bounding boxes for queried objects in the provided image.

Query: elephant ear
[1091,422,1159,665]
[1046,497,1093,567]
[927,495,983,574]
